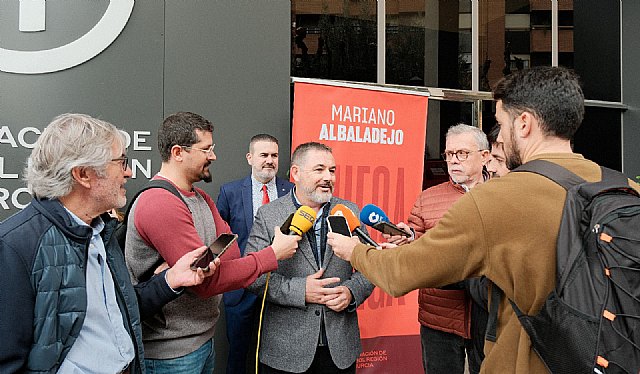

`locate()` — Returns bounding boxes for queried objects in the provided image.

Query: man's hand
[327,232,360,262]
[382,222,413,245]
[305,268,341,304]
[165,246,220,289]
[323,285,353,312]
[379,242,398,249]
[271,226,302,260]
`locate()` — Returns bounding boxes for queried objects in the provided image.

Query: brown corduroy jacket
[352,154,640,373]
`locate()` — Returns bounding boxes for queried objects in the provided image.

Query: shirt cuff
[346,288,357,312]
[164,270,184,295]
[408,227,416,242]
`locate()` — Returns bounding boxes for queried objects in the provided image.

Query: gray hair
[446,123,489,150]
[291,142,332,167]
[25,113,126,199]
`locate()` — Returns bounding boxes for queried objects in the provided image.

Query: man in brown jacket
[328,66,640,373]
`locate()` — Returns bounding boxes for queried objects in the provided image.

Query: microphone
[360,204,411,237]
[288,206,317,236]
[330,204,378,247]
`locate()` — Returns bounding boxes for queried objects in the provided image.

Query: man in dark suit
[217,134,293,374]
[246,142,374,373]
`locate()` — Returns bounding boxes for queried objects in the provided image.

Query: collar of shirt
[291,187,329,262]
[60,207,135,373]
[64,208,105,241]
[252,175,277,217]
[251,175,277,192]
[290,186,328,221]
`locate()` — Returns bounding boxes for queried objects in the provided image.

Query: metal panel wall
[163,0,292,200]
[1,3,290,370]
[0,1,165,217]
[622,1,640,180]
[0,0,291,226]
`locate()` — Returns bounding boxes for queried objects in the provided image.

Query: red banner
[291,80,428,373]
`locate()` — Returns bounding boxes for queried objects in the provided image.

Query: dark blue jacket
[217,176,293,306]
[0,198,178,373]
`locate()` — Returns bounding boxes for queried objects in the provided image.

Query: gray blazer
[246,191,374,372]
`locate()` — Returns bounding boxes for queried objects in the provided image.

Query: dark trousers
[225,291,259,374]
[421,325,481,374]
[260,346,356,374]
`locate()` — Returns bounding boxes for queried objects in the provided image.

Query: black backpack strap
[122,179,191,225]
[486,282,529,343]
[118,179,190,281]
[485,282,502,342]
[513,159,585,191]
[580,166,640,198]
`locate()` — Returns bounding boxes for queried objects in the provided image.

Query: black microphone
[330,204,378,247]
[279,212,295,235]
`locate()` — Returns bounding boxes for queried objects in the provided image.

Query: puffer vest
[24,199,143,373]
[408,181,471,338]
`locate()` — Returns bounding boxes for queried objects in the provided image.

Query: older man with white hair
[0,113,215,373]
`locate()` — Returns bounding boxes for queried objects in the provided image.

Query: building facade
[291,0,638,176]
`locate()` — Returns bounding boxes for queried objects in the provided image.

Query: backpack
[114,179,190,251]
[485,159,640,374]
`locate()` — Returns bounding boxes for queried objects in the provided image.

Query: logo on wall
[0,0,134,74]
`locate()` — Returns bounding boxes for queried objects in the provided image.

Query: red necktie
[262,185,270,205]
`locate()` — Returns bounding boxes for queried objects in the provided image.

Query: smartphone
[190,233,238,271]
[374,222,411,237]
[327,215,352,237]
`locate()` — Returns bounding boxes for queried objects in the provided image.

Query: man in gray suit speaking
[246,142,374,373]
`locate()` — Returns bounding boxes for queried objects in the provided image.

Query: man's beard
[304,184,333,204]
[450,173,469,185]
[255,167,276,182]
[505,130,523,170]
[199,164,212,183]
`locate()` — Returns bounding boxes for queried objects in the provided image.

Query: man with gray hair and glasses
[0,113,216,373]
[383,123,490,374]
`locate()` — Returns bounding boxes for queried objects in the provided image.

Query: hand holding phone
[327,215,352,237]
[190,233,238,271]
[374,221,411,237]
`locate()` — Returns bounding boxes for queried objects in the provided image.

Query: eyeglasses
[181,144,216,155]
[111,156,129,171]
[441,150,484,162]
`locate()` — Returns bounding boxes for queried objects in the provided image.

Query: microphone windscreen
[359,204,390,227]
[289,206,316,235]
[331,204,360,232]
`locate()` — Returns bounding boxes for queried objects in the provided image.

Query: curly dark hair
[158,112,214,162]
[493,66,584,140]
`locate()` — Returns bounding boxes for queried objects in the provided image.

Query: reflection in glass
[569,1,620,101]
[480,0,551,91]
[385,1,470,90]
[291,0,377,83]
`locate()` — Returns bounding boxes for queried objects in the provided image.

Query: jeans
[145,337,215,374]
[421,325,480,374]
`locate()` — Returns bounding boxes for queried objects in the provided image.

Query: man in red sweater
[125,112,300,374]
[388,123,490,374]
